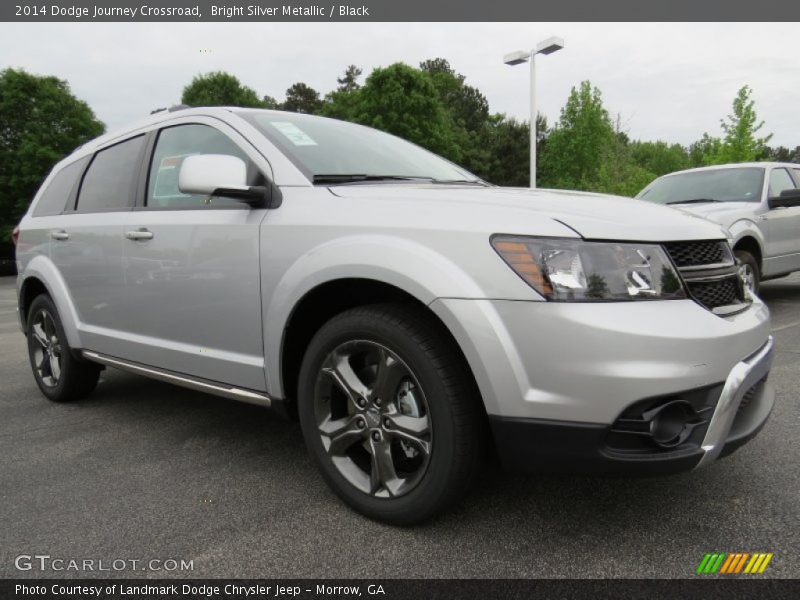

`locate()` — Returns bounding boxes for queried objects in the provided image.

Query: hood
[671,201,759,225]
[328,185,728,242]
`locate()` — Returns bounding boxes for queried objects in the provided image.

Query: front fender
[18,255,83,349]
[727,218,765,251]
[262,234,490,397]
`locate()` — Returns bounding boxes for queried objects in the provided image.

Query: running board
[81,350,272,408]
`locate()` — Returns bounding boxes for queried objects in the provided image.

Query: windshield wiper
[666,198,724,205]
[312,174,434,184]
[431,179,489,186]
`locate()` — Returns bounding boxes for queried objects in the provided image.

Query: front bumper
[488,337,774,474]
[430,297,774,475]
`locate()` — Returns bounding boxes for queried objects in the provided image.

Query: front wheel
[298,304,484,525]
[735,250,760,296]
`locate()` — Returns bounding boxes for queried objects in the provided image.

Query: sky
[1,22,798,148]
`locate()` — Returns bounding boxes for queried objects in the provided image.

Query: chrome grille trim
[662,240,747,313]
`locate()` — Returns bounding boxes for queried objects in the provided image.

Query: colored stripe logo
[696,552,773,574]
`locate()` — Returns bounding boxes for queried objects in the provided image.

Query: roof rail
[149,104,190,116]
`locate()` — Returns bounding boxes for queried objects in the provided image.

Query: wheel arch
[275,277,483,418]
[727,219,765,270]
[733,235,763,270]
[17,256,83,348]
[262,234,490,401]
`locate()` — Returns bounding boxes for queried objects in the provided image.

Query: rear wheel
[26,294,100,402]
[298,304,484,525]
[735,250,760,295]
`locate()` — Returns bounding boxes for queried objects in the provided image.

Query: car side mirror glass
[178,154,267,207]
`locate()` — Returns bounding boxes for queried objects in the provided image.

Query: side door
[117,120,269,391]
[760,166,800,275]
[51,135,146,354]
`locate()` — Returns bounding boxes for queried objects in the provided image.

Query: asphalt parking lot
[1,274,798,579]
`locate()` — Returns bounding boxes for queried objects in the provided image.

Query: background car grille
[663,240,745,312]
[663,240,727,267]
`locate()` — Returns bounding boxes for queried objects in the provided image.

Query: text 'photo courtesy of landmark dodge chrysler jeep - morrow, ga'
[14,107,775,524]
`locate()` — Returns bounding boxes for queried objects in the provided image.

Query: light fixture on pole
[503,36,564,189]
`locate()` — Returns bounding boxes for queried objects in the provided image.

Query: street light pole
[503,36,564,189]
[529,52,537,189]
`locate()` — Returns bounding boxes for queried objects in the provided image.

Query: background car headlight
[492,236,686,301]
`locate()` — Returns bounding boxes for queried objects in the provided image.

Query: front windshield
[239,110,479,183]
[637,168,765,204]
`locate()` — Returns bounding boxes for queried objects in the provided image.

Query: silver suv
[15,107,775,524]
[637,163,800,294]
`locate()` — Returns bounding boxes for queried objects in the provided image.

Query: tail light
[11,225,20,247]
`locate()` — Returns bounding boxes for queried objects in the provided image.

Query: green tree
[482,116,530,186]
[420,58,489,133]
[262,95,279,109]
[538,81,616,190]
[354,63,459,159]
[688,133,722,167]
[767,145,800,163]
[629,140,690,177]
[706,85,772,164]
[0,68,104,240]
[281,82,323,114]
[181,71,266,107]
[322,65,364,121]
[336,65,363,92]
[418,58,492,177]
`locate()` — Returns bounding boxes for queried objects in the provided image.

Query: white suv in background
[637,163,800,293]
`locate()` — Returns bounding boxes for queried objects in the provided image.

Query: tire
[26,294,100,402]
[735,250,760,295]
[297,303,484,525]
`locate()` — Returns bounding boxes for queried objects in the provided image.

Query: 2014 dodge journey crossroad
[14,107,775,524]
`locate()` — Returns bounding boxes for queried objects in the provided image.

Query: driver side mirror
[768,188,800,209]
[178,154,268,207]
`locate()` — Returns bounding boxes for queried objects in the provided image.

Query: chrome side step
[82,350,272,408]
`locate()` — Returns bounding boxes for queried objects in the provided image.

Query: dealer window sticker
[269,122,318,146]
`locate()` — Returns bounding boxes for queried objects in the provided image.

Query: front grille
[663,240,728,267]
[686,278,741,309]
[663,240,745,312]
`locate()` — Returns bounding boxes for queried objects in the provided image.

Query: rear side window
[33,157,89,217]
[77,135,145,212]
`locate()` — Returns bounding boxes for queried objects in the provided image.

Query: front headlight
[492,236,686,301]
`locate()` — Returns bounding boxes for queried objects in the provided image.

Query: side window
[146,124,261,208]
[794,168,800,184]
[768,168,796,198]
[77,136,145,212]
[33,156,89,217]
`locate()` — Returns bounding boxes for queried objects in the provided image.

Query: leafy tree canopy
[181,71,266,108]
[281,82,323,114]
[0,68,104,240]
[539,81,617,189]
[354,63,459,159]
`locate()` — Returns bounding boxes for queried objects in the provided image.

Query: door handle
[50,230,69,241]
[125,229,154,241]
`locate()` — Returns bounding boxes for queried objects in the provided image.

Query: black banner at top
[2,0,799,22]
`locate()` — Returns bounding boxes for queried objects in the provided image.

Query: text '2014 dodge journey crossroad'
[15,107,775,524]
